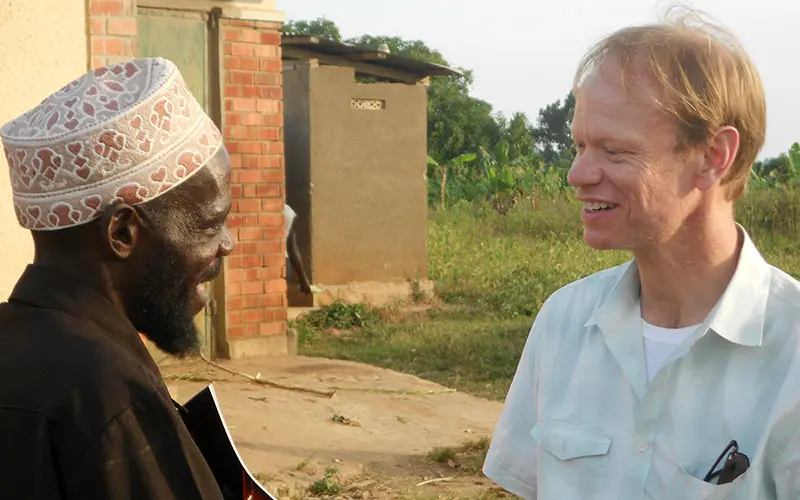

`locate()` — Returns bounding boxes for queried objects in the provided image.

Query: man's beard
[131,242,200,358]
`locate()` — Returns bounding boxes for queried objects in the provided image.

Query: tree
[533,92,575,165]
[282,18,342,42]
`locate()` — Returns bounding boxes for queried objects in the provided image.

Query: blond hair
[573,6,766,200]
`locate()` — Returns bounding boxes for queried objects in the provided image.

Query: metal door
[137,7,216,358]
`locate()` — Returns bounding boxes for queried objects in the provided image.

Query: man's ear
[100,203,143,259]
[695,126,740,192]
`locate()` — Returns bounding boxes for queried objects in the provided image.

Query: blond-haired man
[483,10,800,499]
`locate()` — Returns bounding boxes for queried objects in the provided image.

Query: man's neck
[634,214,742,329]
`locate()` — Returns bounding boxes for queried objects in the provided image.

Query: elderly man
[483,11,800,500]
[0,59,233,498]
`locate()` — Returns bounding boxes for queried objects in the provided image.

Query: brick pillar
[221,20,287,354]
[88,0,138,70]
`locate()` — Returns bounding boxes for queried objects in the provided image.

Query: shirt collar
[8,263,160,368]
[585,224,771,347]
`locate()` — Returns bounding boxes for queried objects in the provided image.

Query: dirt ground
[159,355,512,500]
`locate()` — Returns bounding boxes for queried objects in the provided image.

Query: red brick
[242,214,259,226]
[260,32,281,45]
[239,242,258,254]
[262,227,283,241]
[260,59,282,73]
[257,185,281,198]
[241,308,264,324]
[227,19,257,28]
[105,37,125,55]
[257,240,282,254]
[107,17,137,36]
[91,0,123,16]
[241,155,264,169]
[259,321,285,336]
[242,185,256,198]
[240,57,259,72]
[91,38,105,56]
[238,227,261,241]
[266,309,288,322]
[266,141,284,155]
[241,84,259,98]
[242,281,264,295]
[228,325,245,338]
[256,99,279,114]
[228,310,241,326]
[231,98,256,112]
[254,45,278,58]
[230,71,254,85]
[224,57,241,70]
[91,18,106,34]
[238,168,262,184]
[261,198,284,211]
[259,86,283,99]
[245,268,259,281]
[242,112,262,126]
[228,153,242,169]
[241,254,263,267]
[228,126,252,140]
[258,213,283,226]
[227,268,246,282]
[226,214,243,228]
[227,282,242,296]
[240,29,260,43]
[231,42,253,57]
[259,294,285,307]
[261,114,283,127]
[243,295,259,309]
[254,72,279,86]
[238,198,261,212]
[265,279,286,293]
[258,267,283,280]
[245,324,260,337]
[225,112,242,126]
[261,166,284,183]
[256,21,283,31]
[230,185,243,198]
[223,28,241,42]
[226,255,242,269]
[227,295,244,311]
[236,141,261,154]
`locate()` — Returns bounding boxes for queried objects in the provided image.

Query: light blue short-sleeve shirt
[483,227,800,499]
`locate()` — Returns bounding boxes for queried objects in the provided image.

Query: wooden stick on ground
[416,477,453,487]
[199,353,336,399]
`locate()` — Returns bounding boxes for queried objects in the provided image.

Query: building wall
[292,65,429,285]
[0,0,89,299]
[88,0,138,70]
[1,0,287,358]
[221,19,288,349]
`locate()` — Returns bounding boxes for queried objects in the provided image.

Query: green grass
[295,188,800,401]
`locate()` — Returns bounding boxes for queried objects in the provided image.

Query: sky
[279,0,798,160]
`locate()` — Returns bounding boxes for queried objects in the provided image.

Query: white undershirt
[642,320,699,383]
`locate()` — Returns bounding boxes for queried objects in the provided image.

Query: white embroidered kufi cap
[1,57,223,230]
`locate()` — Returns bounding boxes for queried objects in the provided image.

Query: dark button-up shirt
[0,264,223,499]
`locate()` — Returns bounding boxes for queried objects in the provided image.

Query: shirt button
[637,442,648,452]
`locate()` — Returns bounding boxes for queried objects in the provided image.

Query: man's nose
[218,226,236,257]
[567,152,603,188]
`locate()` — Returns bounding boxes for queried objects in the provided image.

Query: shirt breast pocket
[531,420,613,498]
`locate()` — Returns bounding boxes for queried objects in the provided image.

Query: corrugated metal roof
[281,34,462,82]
